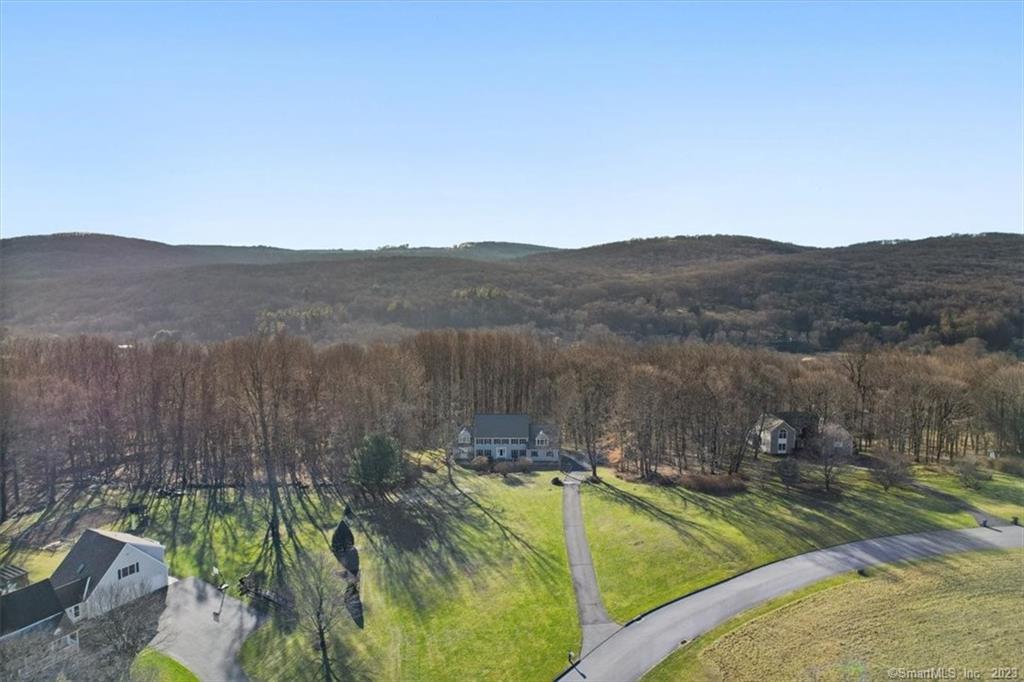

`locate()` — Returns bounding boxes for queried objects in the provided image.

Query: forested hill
[1,232,1021,353]
[521,234,810,271]
[0,232,556,277]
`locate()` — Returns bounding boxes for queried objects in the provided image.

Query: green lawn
[646,549,1024,681]
[2,456,1019,681]
[131,649,199,682]
[1,463,577,681]
[0,485,129,581]
[170,464,576,682]
[582,460,1019,623]
[915,466,1024,522]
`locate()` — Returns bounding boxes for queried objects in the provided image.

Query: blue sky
[1,1,1021,249]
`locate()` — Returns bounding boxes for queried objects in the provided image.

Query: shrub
[469,456,490,472]
[775,458,801,491]
[514,457,533,473]
[493,461,513,477]
[680,473,747,495]
[871,448,912,491]
[955,458,992,489]
[995,457,1024,477]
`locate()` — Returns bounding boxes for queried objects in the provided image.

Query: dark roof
[473,414,530,439]
[0,564,28,583]
[529,423,559,446]
[0,580,64,636]
[54,578,88,609]
[776,411,819,433]
[51,529,126,593]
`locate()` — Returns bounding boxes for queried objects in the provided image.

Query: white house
[753,415,796,455]
[0,529,168,676]
[453,414,560,464]
[50,529,168,620]
[752,412,821,455]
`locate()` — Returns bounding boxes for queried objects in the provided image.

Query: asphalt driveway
[558,524,1024,681]
[150,576,264,682]
[563,475,620,655]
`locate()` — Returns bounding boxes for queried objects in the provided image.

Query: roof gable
[51,529,128,593]
[529,423,559,444]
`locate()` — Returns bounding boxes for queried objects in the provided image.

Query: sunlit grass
[582,461,1009,622]
[645,550,1024,681]
[131,648,199,682]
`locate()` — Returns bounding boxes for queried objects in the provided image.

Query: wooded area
[3,233,1021,352]
[2,331,1021,526]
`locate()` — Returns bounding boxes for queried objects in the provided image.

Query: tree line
[1,331,1022,523]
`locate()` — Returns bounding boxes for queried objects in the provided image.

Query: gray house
[752,412,820,455]
[452,414,560,464]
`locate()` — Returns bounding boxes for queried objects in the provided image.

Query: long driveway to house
[562,475,620,655]
[558,524,1024,681]
[150,577,264,682]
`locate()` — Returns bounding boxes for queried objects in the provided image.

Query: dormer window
[778,429,787,440]
[458,429,471,444]
[535,431,548,447]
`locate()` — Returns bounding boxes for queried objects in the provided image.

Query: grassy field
[131,649,199,682]
[236,465,577,681]
[915,466,1024,522]
[0,463,576,681]
[645,550,1024,681]
[0,485,129,580]
[582,459,1021,622]
[1,456,1019,681]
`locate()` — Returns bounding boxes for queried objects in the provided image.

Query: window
[72,604,80,618]
[476,438,492,445]
[117,562,140,580]
[546,451,554,458]
[458,431,471,444]
[778,429,788,440]
[536,435,548,447]
[778,442,787,453]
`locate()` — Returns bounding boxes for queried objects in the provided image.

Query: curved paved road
[562,476,620,655]
[558,525,1024,681]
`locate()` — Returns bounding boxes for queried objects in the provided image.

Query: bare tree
[292,550,349,682]
[871,447,912,492]
[811,423,854,492]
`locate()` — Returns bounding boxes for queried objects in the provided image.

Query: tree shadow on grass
[349,473,564,616]
[589,479,730,559]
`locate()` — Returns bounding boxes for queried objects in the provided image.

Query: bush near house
[680,474,747,495]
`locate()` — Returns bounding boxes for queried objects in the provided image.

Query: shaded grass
[646,549,1024,681]
[234,465,577,681]
[131,649,199,682]
[0,484,129,580]
[0,464,577,681]
[583,461,997,622]
[915,466,1024,522]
